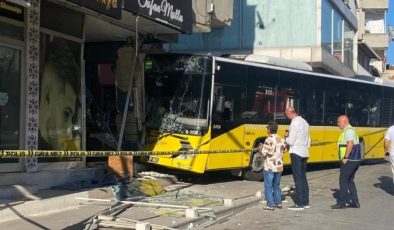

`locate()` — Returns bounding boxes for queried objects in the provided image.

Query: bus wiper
[158,132,188,140]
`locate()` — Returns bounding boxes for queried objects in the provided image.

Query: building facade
[168,0,389,78]
[0,0,218,186]
[357,0,389,77]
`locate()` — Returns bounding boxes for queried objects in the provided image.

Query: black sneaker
[288,204,304,211]
[347,203,360,208]
[331,203,346,209]
[275,204,283,209]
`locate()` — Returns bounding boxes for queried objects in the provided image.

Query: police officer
[331,115,361,209]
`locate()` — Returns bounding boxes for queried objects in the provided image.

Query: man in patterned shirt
[258,121,285,210]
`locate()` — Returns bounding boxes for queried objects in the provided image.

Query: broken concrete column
[185,208,199,218]
[223,198,235,206]
[136,222,151,230]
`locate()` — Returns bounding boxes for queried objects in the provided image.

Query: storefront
[0,0,193,175]
[0,0,26,172]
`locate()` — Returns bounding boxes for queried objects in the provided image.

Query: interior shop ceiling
[84,11,180,42]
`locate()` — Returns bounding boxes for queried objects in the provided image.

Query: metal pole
[117,16,141,151]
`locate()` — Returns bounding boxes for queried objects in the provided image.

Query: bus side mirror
[216,95,225,112]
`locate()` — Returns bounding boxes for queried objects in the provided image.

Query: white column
[25,0,40,172]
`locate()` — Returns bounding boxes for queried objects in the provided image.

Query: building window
[321,0,332,53]
[344,21,354,69]
[333,10,343,62]
[365,11,385,33]
[321,0,355,70]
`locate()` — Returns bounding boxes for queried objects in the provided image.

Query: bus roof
[214,56,394,88]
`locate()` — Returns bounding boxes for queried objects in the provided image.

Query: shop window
[38,34,82,151]
[85,63,118,150]
[0,45,21,150]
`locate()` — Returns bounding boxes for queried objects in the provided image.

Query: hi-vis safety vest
[337,125,361,161]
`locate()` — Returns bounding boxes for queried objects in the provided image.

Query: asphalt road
[198,160,394,230]
[0,160,392,230]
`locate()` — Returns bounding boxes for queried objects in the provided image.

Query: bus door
[208,84,247,170]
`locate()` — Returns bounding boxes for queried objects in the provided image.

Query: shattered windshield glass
[152,56,212,136]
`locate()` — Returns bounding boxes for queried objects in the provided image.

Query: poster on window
[38,35,82,154]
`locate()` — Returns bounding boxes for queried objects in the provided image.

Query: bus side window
[348,84,381,127]
[324,79,347,125]
[276,71,300,124]
[213,85,234,122]
[300,77,324,125]
[214,85,246,122]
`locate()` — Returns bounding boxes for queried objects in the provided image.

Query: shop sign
[0,0,24,21]
[67,0,122,19]
[124,0,192,34]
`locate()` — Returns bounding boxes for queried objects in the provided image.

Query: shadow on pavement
[330,188,340,200]
[373,176,394,196]
[5,204,50,230]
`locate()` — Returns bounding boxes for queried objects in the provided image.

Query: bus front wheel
[242,168,264,181]
[242,138,266,181]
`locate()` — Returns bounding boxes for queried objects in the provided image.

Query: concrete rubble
[79,171,252,229]
[0,170,278,229]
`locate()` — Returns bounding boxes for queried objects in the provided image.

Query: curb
[171,196,261,229]
[0,190,90,223]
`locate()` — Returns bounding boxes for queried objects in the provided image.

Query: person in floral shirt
[258,121,285,210]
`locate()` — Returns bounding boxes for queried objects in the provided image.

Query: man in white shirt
[384,125,394,184]
[285,107,311,211]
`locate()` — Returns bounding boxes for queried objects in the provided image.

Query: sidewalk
[2,162,390,229]
[0,173,275,229]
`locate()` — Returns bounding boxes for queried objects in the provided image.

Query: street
[0,160,393,229]
[198,161,394,230]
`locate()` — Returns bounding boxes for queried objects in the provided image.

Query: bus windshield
[161,72,211,135]
[145,55,212,136]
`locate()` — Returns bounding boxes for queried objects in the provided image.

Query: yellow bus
[144,54,394,180]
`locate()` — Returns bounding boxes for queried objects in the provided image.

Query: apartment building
[357,0,390,77]
[168,0,390,78]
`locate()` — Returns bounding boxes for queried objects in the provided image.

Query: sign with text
[124,0,192,34]
[0,0,24,21]
[67,0,122,19]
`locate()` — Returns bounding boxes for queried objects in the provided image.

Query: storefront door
[0,43,23,172]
